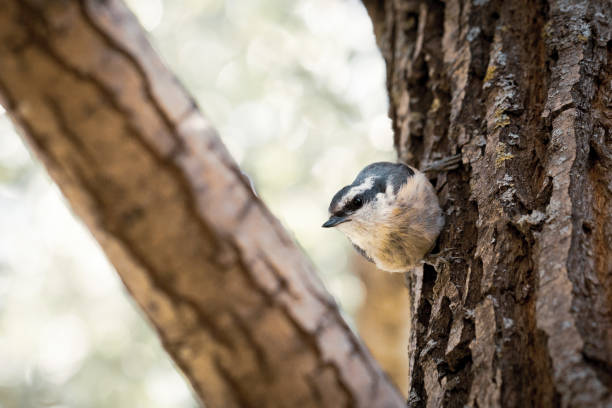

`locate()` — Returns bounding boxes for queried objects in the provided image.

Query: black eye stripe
[349,196,362,210]
[340,195,364,213]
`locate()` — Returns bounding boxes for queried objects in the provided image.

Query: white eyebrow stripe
[340,176,375,207]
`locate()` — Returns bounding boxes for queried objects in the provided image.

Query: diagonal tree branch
[0,1,405,407]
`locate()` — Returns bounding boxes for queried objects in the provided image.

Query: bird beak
[322,215,350,228]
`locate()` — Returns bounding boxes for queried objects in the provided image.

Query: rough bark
[0,1,406,407]
[363,0,612,407]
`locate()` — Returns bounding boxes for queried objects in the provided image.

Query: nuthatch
[322,155,460,273]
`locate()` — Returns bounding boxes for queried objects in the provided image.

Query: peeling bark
[0,1,405,407]
[364,0,612,406]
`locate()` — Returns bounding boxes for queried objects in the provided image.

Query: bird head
[322,162,415,240]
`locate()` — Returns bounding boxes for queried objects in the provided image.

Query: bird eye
[349,196,363,211]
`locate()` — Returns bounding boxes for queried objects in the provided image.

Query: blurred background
[0,0,405,406]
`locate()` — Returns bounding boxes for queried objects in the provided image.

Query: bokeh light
[0,0,393,406]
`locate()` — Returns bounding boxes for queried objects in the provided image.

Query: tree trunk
[0,1,405,407]
[363,0,612,407]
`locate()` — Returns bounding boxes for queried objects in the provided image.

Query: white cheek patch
[373,193,395,220]
[382,184,398,207]
[350,192,394,231]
